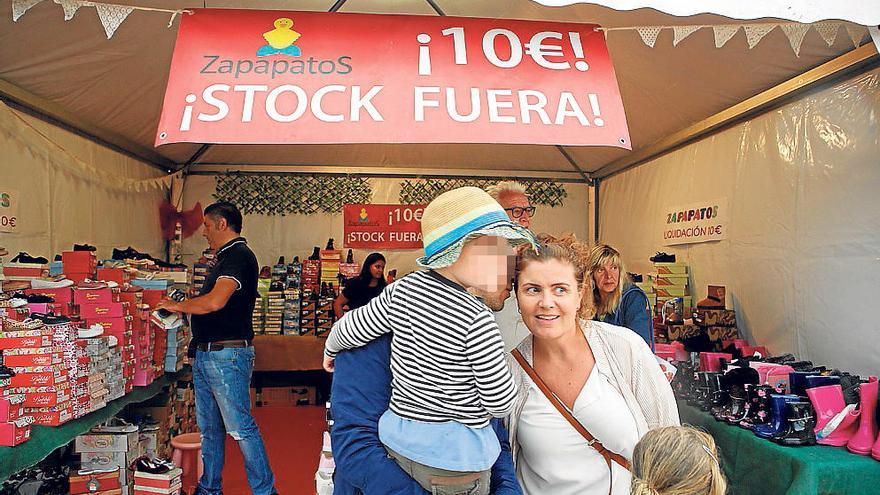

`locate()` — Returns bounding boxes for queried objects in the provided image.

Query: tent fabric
[0,102,167,262]
[179,175,591,274]
[532,1,880,25]
[599,67,880,376]
[0,0,870,174]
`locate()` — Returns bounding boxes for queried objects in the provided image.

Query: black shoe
[54,255,62,262]
[26,294,54,304]
[10,252,49,264]
[73,244,96,252]
[346,249,353,263]
[325,238,335,250]
[292,256,300,264]
[29,313,70,325]
[627,272,643,283]
[0,365,16,378]
[308,247,320,260]
[650,252,676,263]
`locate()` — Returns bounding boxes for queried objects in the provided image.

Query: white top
[516,364,639,495]
[494,297,530,351]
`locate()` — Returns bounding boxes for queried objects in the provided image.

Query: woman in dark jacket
[588,244,654,348]
[333,252,387,317]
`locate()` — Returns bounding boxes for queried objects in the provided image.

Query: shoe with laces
[10,252,49,264]
[73,244,97,252]
[0,298,28,308]
[25,294,54,304]
[650,252,676,263]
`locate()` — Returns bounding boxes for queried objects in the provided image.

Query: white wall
[0,103,167,261]
[599,68,880,375]
[180,175,592,275]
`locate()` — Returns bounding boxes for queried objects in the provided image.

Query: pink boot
[848,377,878,455]
[806,385,860,447]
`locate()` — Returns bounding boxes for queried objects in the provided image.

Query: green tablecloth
[678,402,880,495]
[0,374,176,482]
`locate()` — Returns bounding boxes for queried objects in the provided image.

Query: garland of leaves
[398,179,567,207]
[214,174,372,215]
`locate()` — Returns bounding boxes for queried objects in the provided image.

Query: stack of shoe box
[77,285,136,393]
[106,343,126,401]
[693,286,738,347]
[316,287,334,337]
[0,394,32,447]
[3,259,47,285]
[301,259,320,295]
[282,261,302,335]
[265,292,284,335]
[82,336,112,413]
[319,250,341,287]
[191,249,214,296]
[62,250,97,284]
[131,303,156,387]
[25,285,75,317]
[299,287,318,336]
[252,295,265,335]
[163,321,190,373]
[77,422,141,495]
[133,468,182,495]
[651,261,692,315]
[4,317,74,427]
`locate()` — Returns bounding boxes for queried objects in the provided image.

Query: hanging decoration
[213,174,372,216]
[712,25,740,48]
[598,21,865,55]
[398,179,568,207]
[11,0,191,36]
[159,201,203,241]
[780,24,810,56]
[743,24,776,49]
[672,25,701,46]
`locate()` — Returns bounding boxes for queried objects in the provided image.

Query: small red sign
[343,204,426,249]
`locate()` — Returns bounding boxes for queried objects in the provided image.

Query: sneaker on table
[30,278,75,289]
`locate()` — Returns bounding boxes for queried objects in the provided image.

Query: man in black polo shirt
[156,202,277,495]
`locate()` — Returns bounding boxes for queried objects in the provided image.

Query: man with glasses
[485,181,535,349]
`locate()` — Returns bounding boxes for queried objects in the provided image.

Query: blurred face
[369,260,385,280]
[202,215,223,250]
[516,258,583,340]
[593,260,620,295]
[478,279,513,312]
[449,235,515,293]
[497,191,533,229]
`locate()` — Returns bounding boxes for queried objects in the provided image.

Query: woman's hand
[323,355,335,373]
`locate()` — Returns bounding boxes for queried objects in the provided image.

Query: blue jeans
[192,346,276,495]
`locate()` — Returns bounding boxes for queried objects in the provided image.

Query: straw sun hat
[417,187,536,269]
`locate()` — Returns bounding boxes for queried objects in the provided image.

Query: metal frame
[594,43,880,179]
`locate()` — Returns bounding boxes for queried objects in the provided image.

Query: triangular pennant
[845,24,866,47]
[636,26,662,48]
[743,24,776,49]
[53,0,82,21]
[814,22,841,47]
[12,0,43,22]
[713,25,739,48]
[95,3,133,39]
[672,25,701,46]
[780,24,809,56]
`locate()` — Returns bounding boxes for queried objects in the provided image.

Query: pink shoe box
[0,417,34,446]
[25,402,73,426]
[26,303,50,314]
[3,347,63,367]
[741,345,769,358]
[79,302,126,320]
[699,352,733,372]
[133,369,155,387]
[74,287,115,305]
[141,290,166,308]
[0,395,25,422]
[119,289,143,306]
[0,330,53,349]
[26,287,74,304]
[2,308,30,322]
[9,366,67,387]
[86,316,132,334]
[15,386,73,407]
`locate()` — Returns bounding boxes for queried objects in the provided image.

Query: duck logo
[358,208,369,223]
[257,17,302,57]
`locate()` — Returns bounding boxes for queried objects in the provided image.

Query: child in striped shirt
[324,186,535,495]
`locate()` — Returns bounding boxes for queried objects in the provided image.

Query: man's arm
[489,419,522,495]
[330,336,427,494]
[155,278,237,315]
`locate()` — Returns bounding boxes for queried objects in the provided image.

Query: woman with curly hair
[507,234,678,495]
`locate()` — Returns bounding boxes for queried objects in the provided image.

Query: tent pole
[425,0,445,16]
[555,145,593,185]
[593,43,880,180]
[186,169,587,184]
[593,178,600,244]
[328,0,348,12]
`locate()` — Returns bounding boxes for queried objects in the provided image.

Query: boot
[754,394,800,439]
[847,376,878,455]
[697,285,725,309]
[806,385,860,446]
[346,249,354,263]
[739,385,774,430]
[309,247,320,260]
[771,401,817,446]
[805,375,841,389]
[720,388,750,424]
[325,238,335,250]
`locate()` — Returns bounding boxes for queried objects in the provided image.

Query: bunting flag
[672,25,701,46]
[743,24,776,49]
[54,0,81,21]
[12,0,43,21]
[844,24,866,47]
[780,23,810,56]
[95,3,133,39]
[637,26,663,47]
[814,22,841,47]
[713,25,739,48]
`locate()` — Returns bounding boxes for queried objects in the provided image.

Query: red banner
[157,9,630,148]
[343,204,425,249]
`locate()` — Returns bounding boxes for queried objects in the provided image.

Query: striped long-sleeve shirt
[325,270,517,428]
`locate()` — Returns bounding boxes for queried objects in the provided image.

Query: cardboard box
[133,468,182,490]
[10,368,66,387]
[86,317,132,334]
[66,272,93,284]
[0,417,32,446]
[26,287,74,304]
[69,467,121,494]
[3,349,63,367]
[75,288,115,305]
[653,262,688,274]
[654,286,689,298]
[76,430,140,453]
[97,268,130,285]
[80,302,126,319]
[81,450,139,472]
[652,274,690,286]
[25,404,73,426]
[0,395,25,422]
[3,264,44,277]
[694,308,737,327]
[0,333,52,349]
[20,387,72,407]
[62,251,97,273]
[141,290,166,308]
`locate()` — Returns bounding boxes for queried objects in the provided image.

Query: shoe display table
[678,401,880,495]
[253,335,326,371]
[0,374,178,482]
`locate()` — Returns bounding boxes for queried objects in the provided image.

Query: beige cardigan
[506,319,680,465]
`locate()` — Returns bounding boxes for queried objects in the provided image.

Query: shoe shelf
[0,373,179,482]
